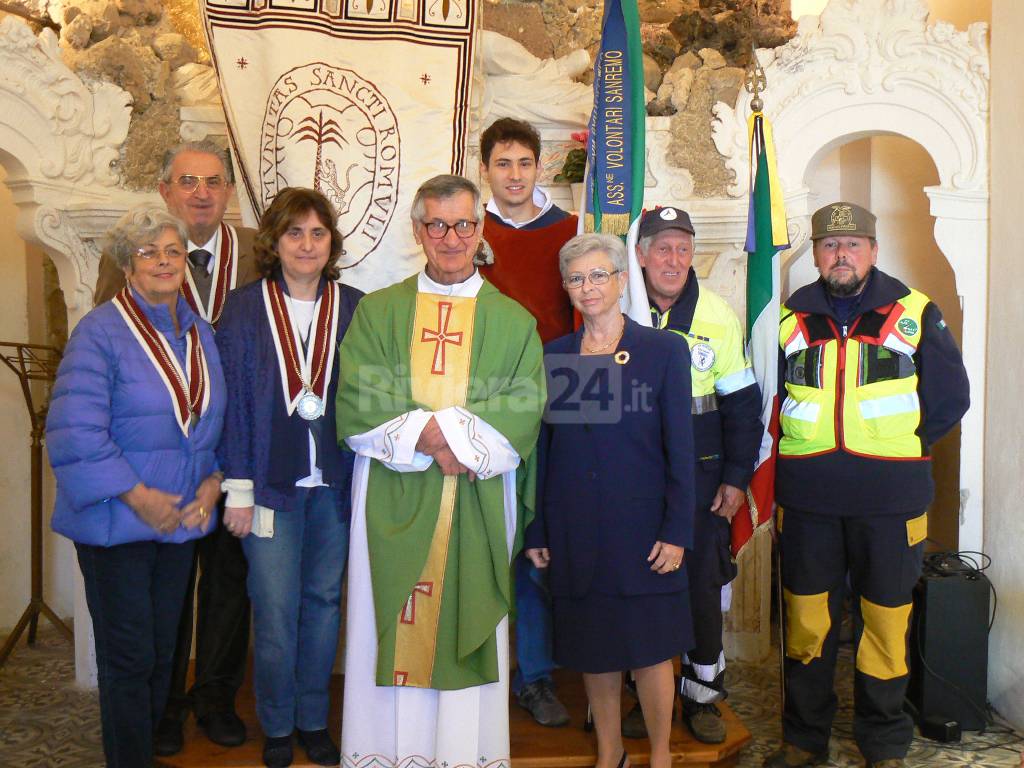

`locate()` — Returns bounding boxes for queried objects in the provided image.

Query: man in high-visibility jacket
[622,206,763,744]
[764,202,969,768]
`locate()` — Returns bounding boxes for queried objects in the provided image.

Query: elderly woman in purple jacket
[46,204,226,768]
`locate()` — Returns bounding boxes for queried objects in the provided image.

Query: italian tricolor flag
[732,111,789,557]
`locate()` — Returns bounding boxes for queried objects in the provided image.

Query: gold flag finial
[744,43,767,113]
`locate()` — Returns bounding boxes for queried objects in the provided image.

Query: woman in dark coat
[216,187,362,768]
[524,233,695,768]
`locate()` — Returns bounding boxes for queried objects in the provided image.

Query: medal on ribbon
[180,222,239,325]
[263,277,339,421]
[112,286,210,436]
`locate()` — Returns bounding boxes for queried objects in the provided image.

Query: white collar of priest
[418,268,483,298]
[187,228,220,275]
[486,186,553,229]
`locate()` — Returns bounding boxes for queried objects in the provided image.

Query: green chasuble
[336,275,544,690]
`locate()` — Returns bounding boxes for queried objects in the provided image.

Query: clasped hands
[416,415,477,481]
[122,473,222,535]
[525,541,685,575]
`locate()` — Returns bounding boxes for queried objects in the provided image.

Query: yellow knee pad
[856,596,912,680]
[783,589,830,664]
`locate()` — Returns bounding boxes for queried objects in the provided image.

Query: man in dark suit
[94,140,258,755]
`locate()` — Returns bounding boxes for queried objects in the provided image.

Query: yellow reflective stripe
[716,367,756,396]
[781,397,819,423]
[856,596,912,680]
[783,589,831,664]
[858,392,920,420]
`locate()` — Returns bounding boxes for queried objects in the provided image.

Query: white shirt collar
[186,228,220,275]
[485,186,553,229]
[417,268,483,298]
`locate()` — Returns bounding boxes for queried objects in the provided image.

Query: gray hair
[105,205,188,270]
[410,174,484,223]
[637,230,693,259]
[159,139,235,185]
[558,233,627,278]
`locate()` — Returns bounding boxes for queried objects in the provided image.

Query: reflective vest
[778,289,930,459]
[656,286,756,408]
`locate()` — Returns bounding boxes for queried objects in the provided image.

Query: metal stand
[0,341,72,667]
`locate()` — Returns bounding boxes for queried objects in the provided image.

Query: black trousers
[680,464,736,703]
[76,540,195,767]
[164,514,251,720]
[779,507,926,763]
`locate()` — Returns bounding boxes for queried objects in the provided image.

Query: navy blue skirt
[552,589,694,674]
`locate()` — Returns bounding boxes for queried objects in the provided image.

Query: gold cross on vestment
[420,301,463,375]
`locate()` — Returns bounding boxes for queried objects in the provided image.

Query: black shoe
[516,678,570,727]
[297,728,341,766]
[198,709,247,747]
[263,735,293,768]
[153,715,184,757]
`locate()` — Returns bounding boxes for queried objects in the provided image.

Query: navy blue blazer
[525,316,696,598]
[216,272,363,512]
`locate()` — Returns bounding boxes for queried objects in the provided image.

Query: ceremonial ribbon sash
[584,0,643,236]
[262,277,340,417]
[112,286,211,437]
[180,222,239,325]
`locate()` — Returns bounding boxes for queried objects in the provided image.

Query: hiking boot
[681,701,726,744]
[762,743,830,767]
[516,679,570,727]
[621,701,647,739]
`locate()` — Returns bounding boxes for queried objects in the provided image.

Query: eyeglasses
[135,246,186,261]
[172,174,226,193]
[421,219,478,240]
[563,269,620,289]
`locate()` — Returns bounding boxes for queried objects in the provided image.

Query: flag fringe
[600,213,630,236]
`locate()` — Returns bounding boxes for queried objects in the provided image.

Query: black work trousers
[164,510,251,720]
[680,464,737,703]
[779,507,926,763]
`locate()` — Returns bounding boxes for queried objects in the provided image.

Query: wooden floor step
[160,669,749,768]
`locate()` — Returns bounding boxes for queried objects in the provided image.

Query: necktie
[188,248,213,272]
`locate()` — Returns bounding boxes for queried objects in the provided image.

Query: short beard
[826,272,868,297]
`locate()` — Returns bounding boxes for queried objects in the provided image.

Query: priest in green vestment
[336,174,544,768]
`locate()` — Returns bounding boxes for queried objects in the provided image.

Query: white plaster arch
[0,17,136,326]
[713,0,989,552]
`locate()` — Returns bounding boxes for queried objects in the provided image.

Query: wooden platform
[160,669,749,768]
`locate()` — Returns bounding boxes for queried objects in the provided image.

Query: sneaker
[681,701,726,744]
[516,678,570,727]
[621,701,647,739]
[762,743,830,767]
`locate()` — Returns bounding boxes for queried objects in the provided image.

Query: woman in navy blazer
[525,233,695,768]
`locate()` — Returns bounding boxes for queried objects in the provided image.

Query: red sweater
[480,214,578,344]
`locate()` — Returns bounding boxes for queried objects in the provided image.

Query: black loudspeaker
[907,557,990,731]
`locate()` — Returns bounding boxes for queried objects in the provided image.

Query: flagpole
[744,40,787,716]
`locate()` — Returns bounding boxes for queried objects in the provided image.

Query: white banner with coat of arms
[201,0,479,292]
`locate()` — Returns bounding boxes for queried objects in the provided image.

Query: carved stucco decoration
[712,0,988,202]
[0,18,132,188]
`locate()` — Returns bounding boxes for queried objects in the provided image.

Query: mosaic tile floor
[1,629,1021,767]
